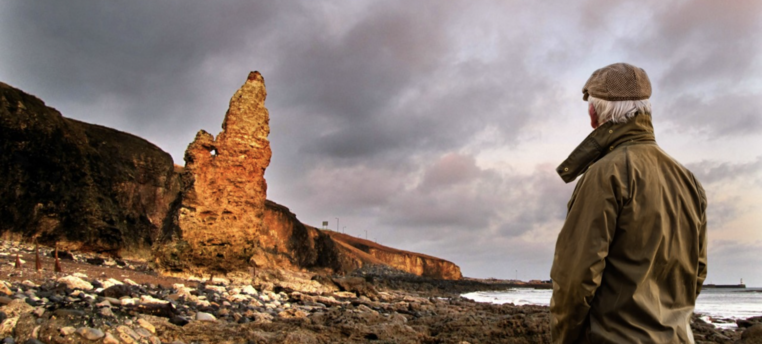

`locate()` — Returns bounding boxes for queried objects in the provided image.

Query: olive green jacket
[550,114,707,344]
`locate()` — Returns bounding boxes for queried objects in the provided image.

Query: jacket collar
[556,113,656,183]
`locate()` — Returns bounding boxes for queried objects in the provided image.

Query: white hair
[588,96,652,124]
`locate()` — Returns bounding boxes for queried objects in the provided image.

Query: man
[550,63,707,344]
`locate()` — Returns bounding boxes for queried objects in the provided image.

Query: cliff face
[1,76,463,280]
[325,231,462,280]
[155,72,272,275]
[0,82,180,254]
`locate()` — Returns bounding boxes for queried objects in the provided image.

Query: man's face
[588,103,599,129]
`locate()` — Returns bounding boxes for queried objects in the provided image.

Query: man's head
[583,63,652,128]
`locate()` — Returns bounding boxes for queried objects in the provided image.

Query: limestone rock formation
[1,76,464,280]
[155,72,273,275]
[0,82,180,254]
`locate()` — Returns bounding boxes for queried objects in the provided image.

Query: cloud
[686,157,762,185]
[622,0,762,136]
[2,0,760,284]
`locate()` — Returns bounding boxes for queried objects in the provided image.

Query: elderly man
[550,63,708,344]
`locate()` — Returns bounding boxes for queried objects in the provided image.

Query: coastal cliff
[0,75,462,280]
[326,231,462,280]
[0,82,180,254]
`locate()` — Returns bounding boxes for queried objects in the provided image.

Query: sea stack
[156,72,272,275]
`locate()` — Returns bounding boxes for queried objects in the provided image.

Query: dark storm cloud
[0,1,296,162]
[266,2,553,166]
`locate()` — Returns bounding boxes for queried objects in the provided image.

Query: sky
[1,1,761,286]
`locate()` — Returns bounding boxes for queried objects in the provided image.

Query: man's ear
[588,103,599,129]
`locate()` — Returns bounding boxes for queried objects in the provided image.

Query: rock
[101,284,132,298]
[140,295,168,305]
[240,285,258,296]
[278,308,308,319]
[56,276,93,290]
[137,318,155,334]
[52,309,85,319]
[155,71,273,275]
[76,327,105,341]
[196,312,217,322]
[135,328,152,338]
[169,315,190,326]
[102,333,120,344]
[740,324,762,344]
[47,250,74,260]
[0,81,181,253]
[0,283,12,296]
[99,308,114,317]
[59,327,76,336]
[100,278,123,289]
[116,325,140,343]
[86,257,105,265]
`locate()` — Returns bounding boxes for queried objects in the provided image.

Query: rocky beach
[2,241,761,344]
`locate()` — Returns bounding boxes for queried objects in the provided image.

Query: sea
[462,287,762,329]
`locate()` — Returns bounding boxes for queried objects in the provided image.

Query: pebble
[100,278,123,289]
[59,326,76,336]
[116,325,140,342]
[137,318,155,333]
[196,312,217,322]
[99,307,114,317]
[135,327,152,338]
[102,333,120,344]
[96,299,112,308]
[56,275,93,290]
[76,327,105,341]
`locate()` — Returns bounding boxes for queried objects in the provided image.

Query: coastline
[2,242,760,343]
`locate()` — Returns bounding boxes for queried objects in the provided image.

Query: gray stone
[135,328,152,338]
[99,307,114,317]
[76,327,105,341]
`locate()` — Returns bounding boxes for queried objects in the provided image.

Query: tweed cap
[582,63,651,101]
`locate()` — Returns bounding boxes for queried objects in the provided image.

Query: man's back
[551,114,707,344]
[586,139,707,343]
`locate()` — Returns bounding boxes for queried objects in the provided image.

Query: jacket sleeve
[550,169,623,344]
[695,181,708,297]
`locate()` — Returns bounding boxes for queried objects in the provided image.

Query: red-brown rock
[156,72,272,275]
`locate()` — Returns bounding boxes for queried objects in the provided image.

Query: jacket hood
[556,113,656,183]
